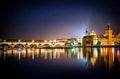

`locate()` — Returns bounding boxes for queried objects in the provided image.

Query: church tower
[85,29,89,36]
[104,21,113,45]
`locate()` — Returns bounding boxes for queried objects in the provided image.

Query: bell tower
[107,21,113,45]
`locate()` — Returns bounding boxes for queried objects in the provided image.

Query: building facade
[83,22,120,46]
[82,29,98,46]
[98,22,120,45]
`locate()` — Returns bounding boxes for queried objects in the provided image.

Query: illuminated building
[98,22,120,45]
[83,21,120,46]
[82,29,98,46]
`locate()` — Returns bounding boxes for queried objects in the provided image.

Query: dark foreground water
[0,47,120,79]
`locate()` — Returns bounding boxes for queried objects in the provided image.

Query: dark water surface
[0,47,120,79]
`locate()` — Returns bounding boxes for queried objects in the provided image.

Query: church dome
[91,30,96,36]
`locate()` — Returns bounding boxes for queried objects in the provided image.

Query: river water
[0,47,120,79]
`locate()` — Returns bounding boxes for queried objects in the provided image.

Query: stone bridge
[0,40,66,48]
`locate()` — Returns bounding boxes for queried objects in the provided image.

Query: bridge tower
[104,21,113,45]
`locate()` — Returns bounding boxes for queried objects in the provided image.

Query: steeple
[85,28,89,36]
[107,20,111,30]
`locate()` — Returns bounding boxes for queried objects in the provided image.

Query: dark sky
[0,0,120,40]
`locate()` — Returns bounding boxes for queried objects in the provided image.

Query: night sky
[0,0,120,40]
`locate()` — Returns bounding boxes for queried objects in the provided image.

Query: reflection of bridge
[1,47,118,69]
[0,40,65,48]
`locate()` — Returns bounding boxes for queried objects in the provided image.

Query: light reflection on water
[1,47,120,79]
[0,48,120,70]
[0,47,120,69]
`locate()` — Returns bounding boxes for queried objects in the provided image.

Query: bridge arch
[42,44,51,47]
[0,44,11,48]
[30,44,37,48]
[15,44,24,48]
[54,44,63,47]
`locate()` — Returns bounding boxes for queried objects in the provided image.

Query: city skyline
[1,0,120,40]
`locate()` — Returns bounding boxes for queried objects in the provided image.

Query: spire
[85,28,89,36]
[107,20,110,30]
